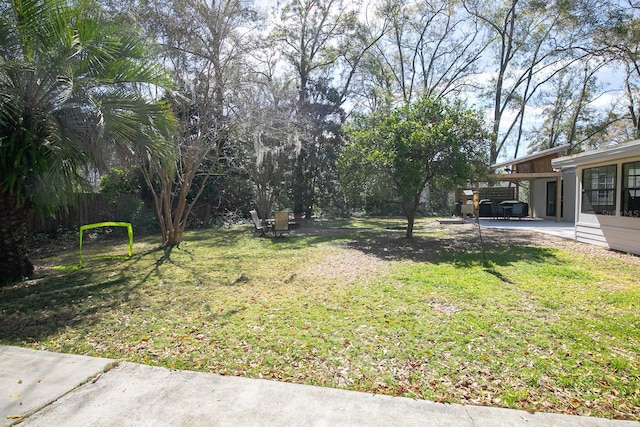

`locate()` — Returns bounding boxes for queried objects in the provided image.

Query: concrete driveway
[2,345,637,426]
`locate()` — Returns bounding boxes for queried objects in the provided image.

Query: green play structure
[79,221,133,267]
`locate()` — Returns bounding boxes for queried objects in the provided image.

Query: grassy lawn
[1,218,638,420]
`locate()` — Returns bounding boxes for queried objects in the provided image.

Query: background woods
[5,0,640,279]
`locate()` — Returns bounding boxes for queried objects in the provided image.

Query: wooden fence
[455,187,517,203]
[28,194,221,234]
[29,194,144,234]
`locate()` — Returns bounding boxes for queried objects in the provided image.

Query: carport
[488,144,572,222]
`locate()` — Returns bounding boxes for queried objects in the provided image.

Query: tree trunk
[405,215,414,238]
[0,191,34,284]
[292,154,307,220]
[404,193,422,238]
[404,198,417,239]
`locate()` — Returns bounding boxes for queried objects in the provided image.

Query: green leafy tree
[0,0,173,282]
[340,97,490,238]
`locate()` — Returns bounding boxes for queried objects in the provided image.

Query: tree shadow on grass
[0,237,177,345]
[248,221,563,270]
[0,265,135,344]
[344,226,562,268]
[1,232,258,345]
[180,227,247,246]
[0,250,195,346]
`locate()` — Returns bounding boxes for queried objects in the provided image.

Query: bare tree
[364,0,489,108]
[596,0,640,139]
[135,0,258,246]
[464,0,598,163]
[530,59,619,153]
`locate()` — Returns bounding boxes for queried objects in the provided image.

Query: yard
[1,218,638,420]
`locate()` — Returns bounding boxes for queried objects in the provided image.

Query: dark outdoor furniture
[456,198,529,219]
[499,201,528,219]
[511,202,529,218]
[478,200,493,217]
[492,202,505,219]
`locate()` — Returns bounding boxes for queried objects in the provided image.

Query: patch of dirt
[301,250,388,285]
[427,301,462,315]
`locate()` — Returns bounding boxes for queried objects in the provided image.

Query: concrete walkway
[479,218,576,240]
[1,346,637,426]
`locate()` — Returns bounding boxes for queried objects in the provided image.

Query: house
[552,140,640,255]
[489,144,574,222]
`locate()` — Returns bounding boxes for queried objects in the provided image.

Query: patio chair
[273,211,290,236]
[511,202,528,219]
[250,210,267,235]
[492,202,505,219]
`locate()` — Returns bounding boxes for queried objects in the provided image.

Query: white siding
[553,140,640,254]
[576,199,640,255]
[532,173,576,222]
[576,222,610,248]
[563,172,576,222]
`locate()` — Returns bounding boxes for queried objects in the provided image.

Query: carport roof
[490,144,570,170]
[489,144,569,181]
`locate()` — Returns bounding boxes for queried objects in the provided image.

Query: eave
[487,172,562,182]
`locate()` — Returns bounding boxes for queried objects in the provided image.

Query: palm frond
[0,0,175,210]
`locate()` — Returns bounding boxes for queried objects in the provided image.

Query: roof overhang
[552,139,640,171]
[491,143,571,170]
[487,172,562,181]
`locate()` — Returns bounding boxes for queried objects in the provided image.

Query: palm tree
[0,0,174,282]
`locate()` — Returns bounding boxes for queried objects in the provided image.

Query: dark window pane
[582,165,616,214]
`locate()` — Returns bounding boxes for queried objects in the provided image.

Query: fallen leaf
[10,394,20,398]
[7,414,22,420]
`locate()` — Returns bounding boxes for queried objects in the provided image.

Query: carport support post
[473,190,487,264]
[528,180,534,217]
[473,190,479,222]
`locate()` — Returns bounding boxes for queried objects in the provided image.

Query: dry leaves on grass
[300,249,388,285]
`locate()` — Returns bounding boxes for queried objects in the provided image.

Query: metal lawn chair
[273,211,290,236]
[250,209,267,235]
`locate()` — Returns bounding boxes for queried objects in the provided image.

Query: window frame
[622,161,640,218]
[581,165,617,215]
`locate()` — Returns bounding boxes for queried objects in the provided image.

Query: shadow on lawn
[344,226,562,268]
[251,221,562,269]
[2,243,210,344]
[0,241,177,344]
[0,264,136,344]
[180,227,247,246]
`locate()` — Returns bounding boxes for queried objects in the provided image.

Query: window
[582,165,616,214]
[622,161,640,217]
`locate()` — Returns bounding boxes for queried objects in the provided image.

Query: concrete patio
[478,218,576,240]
